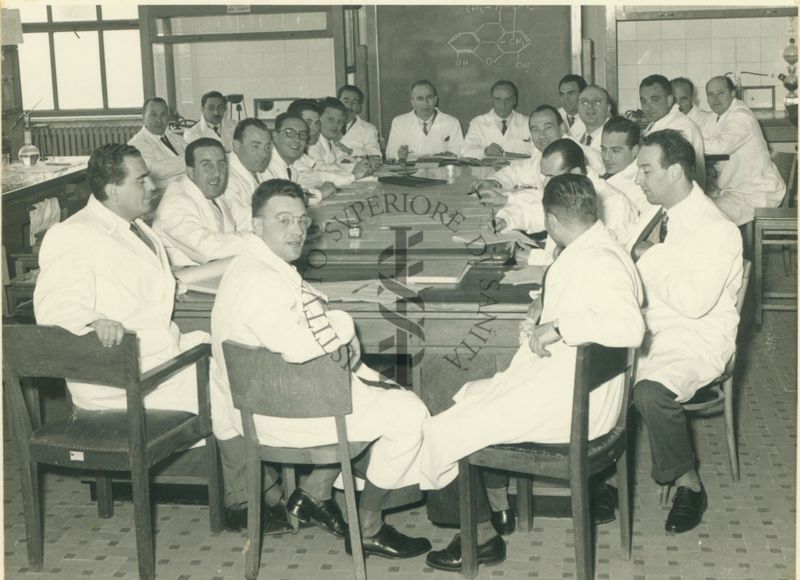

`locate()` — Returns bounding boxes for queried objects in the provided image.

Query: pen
[352,282,371,293]
[489,206,497,234]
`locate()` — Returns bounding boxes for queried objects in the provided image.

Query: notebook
[407,261,472,285]
[378,175,448,188]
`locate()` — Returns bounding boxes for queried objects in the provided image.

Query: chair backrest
[736,259,751,317]
[629,208,663,261]
[771,150,797,208]
[222,341,353,419]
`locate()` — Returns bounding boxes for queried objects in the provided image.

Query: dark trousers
[633,380,696,484]
[218,436,280,508]
[428,468,492,527]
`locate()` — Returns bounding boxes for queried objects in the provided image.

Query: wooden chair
[458,344,636,580]
[2,324,224,580]
[660,259,752,502]
[222,341,368,580]
[629,207,664,260]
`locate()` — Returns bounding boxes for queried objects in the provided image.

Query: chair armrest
[137,343,211,397]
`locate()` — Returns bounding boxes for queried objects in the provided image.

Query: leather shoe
[665,486,707,535]
[426,533,506,572]
[490,508,516,535]
[223,500,302,535]
[287,488,348,537]
[345,524,432,559]
[591,483,618,525]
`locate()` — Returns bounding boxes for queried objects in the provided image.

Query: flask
[17,112,40,166]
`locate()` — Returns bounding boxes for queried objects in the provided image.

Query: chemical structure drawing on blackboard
[448,6,532,69]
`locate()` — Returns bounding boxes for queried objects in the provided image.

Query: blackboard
[374,5,572,141]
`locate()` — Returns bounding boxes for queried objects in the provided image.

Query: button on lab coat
[461,110,535,159]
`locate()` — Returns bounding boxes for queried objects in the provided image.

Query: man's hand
[527,321,561,358]
[336,142,354,155]
[632,240,654,261]
[526,295,543,324]
[90,319,126,348]
[487,216,507,234]
[477,189,506,206]
[472,179,502,195]
[352,159,372,179]
[319,182,337,200]
[485,143,505,157]
[397,145,409,161]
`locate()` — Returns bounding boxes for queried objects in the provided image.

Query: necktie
[160,134,179,156]
[287,166,293,181]
[213,125,221,137]
[659,212,669,243]
[422,121,429,136]
[501,120,508,135]
[581,133,592,146]
[645,122,655,134]
[600,172,612,180]
[567,114,575,127]
[130,222,157,255]
[211,197,224,214]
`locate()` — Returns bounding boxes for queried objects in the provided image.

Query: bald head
[705,76,736,116]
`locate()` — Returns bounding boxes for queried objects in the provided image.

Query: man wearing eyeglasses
[211,179,433,560]
[183,91,235,152]
[222,118,273,232]
[576,85,612,155]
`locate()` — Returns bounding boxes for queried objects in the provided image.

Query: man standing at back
[557,74,588,139]
[461,80,533,159]
[128,97,187,192]
[385,80,464,161]
[183,91,235,152]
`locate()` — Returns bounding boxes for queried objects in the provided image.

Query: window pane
[100,5,139,20]
[104,30,143,108]
[50,5,97,22]
[17,6,48,23]
[53,31,102,109]
[18,33,54,110]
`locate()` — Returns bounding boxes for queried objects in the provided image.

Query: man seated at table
[461,80,534,159]
[183,90,235,152]
[601,116,652,213]
[153,137,247,267]
[211,178,433,559]
[420,173,645,572]
[128,97,186,193]
[307,97,372,178]
[385,79,464,161]
[338,84,382,158]
[222,118,273,232]
[632,129,743,535]
[670,77,716,138]
[703,75,786,233]
[558,74,588,140]
[576,84,612,153]
[287,98,323,146]
[639,74,705,188]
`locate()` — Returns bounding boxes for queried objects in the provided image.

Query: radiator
[31,123,141,157]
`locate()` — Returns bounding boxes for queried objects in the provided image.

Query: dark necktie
[567,114,575,127]
[211,197,224,214]
[287,166,293,181]
[130,221,157,255]
[600,172,612,180]
[422,121,429,136]
[212,125,221,137]
[581,133,592,146]
[501,120,508,135]
[659,212,669,243]
[160,134,179,156]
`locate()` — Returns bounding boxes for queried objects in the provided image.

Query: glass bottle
[17,112,40,166]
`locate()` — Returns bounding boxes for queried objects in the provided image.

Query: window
[18,5,142,114]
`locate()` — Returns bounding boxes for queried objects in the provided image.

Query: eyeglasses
[276,128,309,141]
[579,98,605,108]
[266,212,312,229]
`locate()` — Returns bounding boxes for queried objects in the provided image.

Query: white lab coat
[643,104,706,188]
[489,148,544,190]
[558,106,586,140]
[210,236,429,489]
[704,98,786,225]
[636,184,743,402]
[221,152,260,233]
[576,120,605,153]
[261,150,351,207]
[33,196,207,413]
[461,110,535,159]
[419,222,645,489]
[128,127,187,192]
[607,160,654,215]
[153,175,246,267]
[686,106,717,139]
[340,116,382,158]
[183,116,235,152]
[385,109,464,161]
[307,134,357,168]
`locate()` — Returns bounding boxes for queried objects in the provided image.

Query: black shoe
[665,486,707,535]
[287,488,348,538]
[425,534,506,572]
[224,505,248,532]
[223,500,298,535]
[591,483,618,525]
[345,524,432,559]
[490,509,516,535]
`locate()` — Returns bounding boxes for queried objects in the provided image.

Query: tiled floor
[4,248,796,580]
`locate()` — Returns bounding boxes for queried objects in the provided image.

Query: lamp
[226,93,247,121]
[778,17,798,127]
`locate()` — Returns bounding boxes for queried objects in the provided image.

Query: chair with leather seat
[2,324,224,580]
[222,341,368,580]
[457,344,636,580]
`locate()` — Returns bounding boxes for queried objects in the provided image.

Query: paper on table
[501,265,547,286]
[452,229,540,247]
[174,258,234,295]
[317,279,430,303]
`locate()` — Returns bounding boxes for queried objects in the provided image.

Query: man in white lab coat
[461,80,534,159]
[640,75,706,189]
[338,84,382,158]
[307,97,373,178]
[704,75,786,229]
[182,90,235,152]
[576,85,611,152]
[632,129,743,535]
[221,118,273,232]
[211,179,433,559]
[601,116,651,212]
[385,79,464,161]
[557,73,588,139]
[153,138,247,267]
[128,97,187,192]
[422,173,645,572]
[671,77,717,138]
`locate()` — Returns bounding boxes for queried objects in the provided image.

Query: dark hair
[337,84,364,103]
[531,104,564,126]
[143,96,168,113]
[559,74,588,93]
[490,80,519,102]
[670,77,695,95]
[200,90,226,108]
[411,79,437,96]
[543,173,597,224]
[185,137,225,167]
[641,129,696,180]
[542,138,586,174]
[233,118,269,142]
[288,98,321,117]
[603,116,641,149]
[318,96,347,116]
[252,178,307,217]
[274,112,307,133]
[639,74,672,95]
[87,144,142,201]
